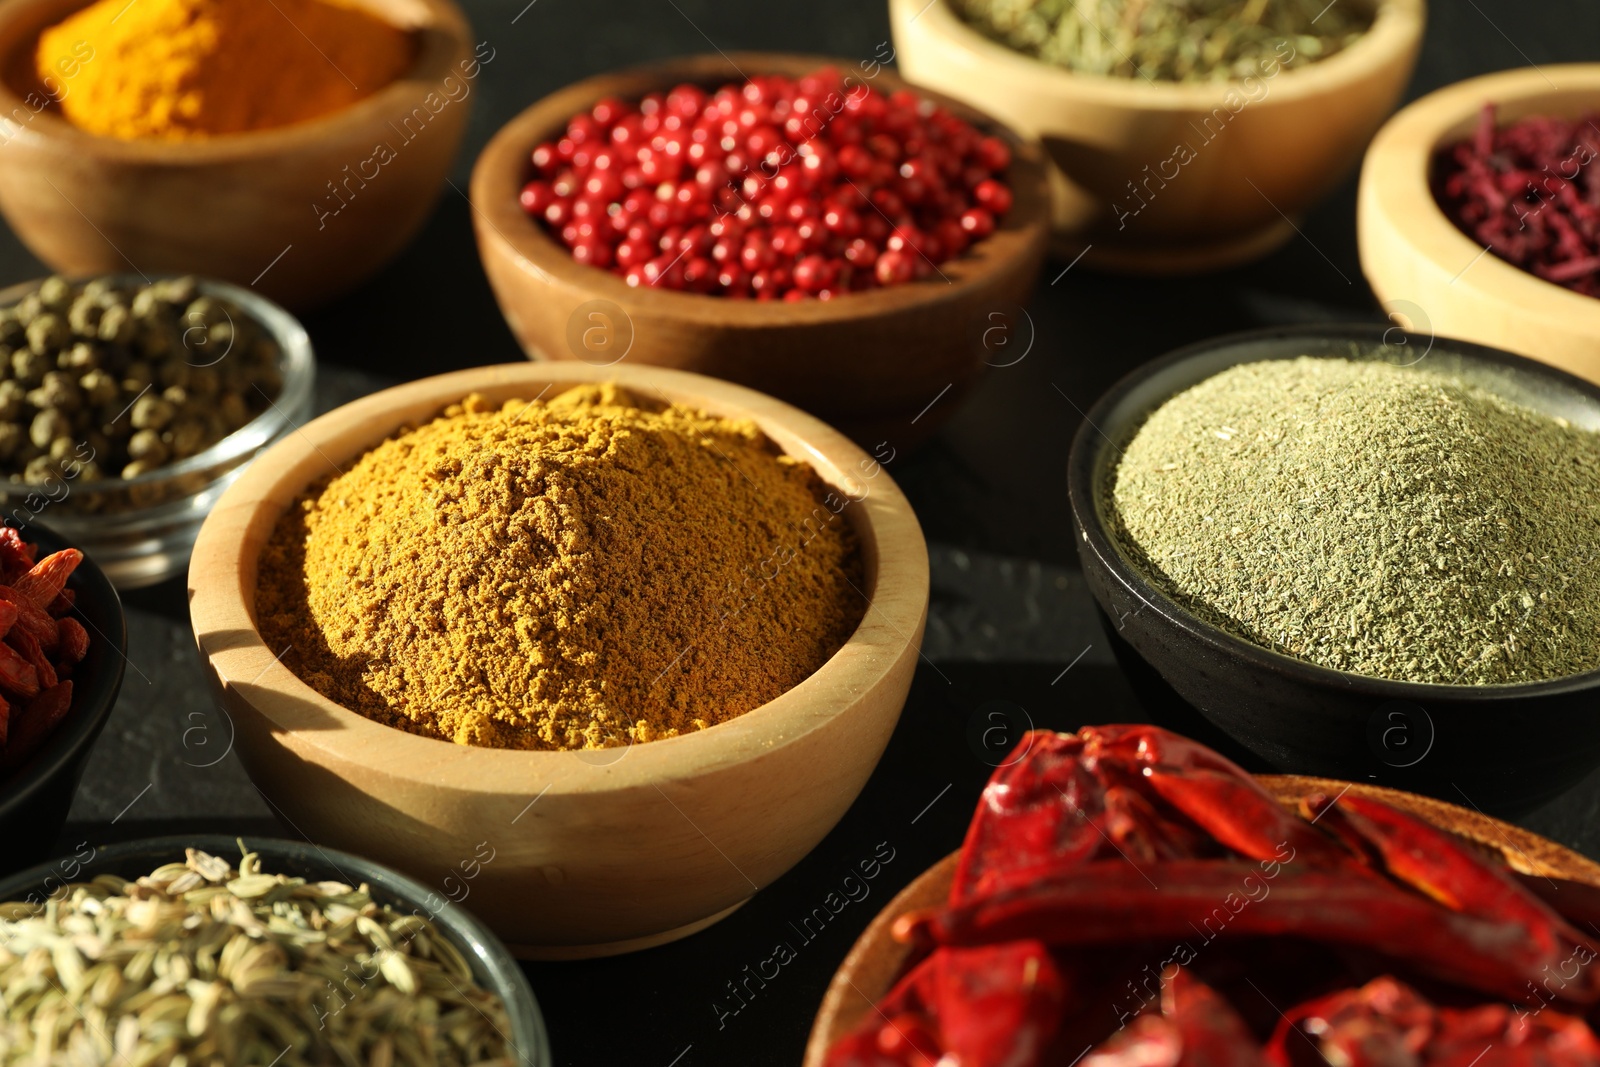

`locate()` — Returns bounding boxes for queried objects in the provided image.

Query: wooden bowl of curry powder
[187,362,929,959]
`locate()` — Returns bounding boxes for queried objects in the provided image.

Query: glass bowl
[0,274,315,588]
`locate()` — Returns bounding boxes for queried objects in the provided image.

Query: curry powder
[255,385,866,750]
[37,0,414,140]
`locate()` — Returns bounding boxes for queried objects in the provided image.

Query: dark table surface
[4,1,1600,1063]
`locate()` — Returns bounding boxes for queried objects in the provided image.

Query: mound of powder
[255,384,865,749]
[1108,357,1600,685]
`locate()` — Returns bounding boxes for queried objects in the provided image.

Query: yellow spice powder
[255,385,866,750]
[37,0,415,140]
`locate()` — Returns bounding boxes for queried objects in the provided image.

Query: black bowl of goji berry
[0,521,124,872]
[468,52,1052,449]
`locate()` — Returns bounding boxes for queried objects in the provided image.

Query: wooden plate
[803,774,1600,1065]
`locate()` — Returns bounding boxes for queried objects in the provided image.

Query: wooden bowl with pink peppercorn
[469,52,1052,448]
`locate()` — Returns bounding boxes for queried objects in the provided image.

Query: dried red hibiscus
[826,725,1600,1067]
[1433,103,1600,298]
[0,533,85,774]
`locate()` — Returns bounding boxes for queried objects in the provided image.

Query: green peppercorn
[78,370,118,407]
[0,382,25,423]
[0,425,22,462]
[25,314,68,355]
[23,455,58,484]
[0,310,21,347]
[122,361,154,393]
[218,393,249,430]
[29,372,81,413]
[160,361,191,390]
[48,437,78,464]
[121,459,159,479]
[97,304,135,345]
[151,276,198,307]
[36,276,73,312]
[127,428,169,466]
[67,296,103,336]
[81,278,119,302]
[11,349,49,386]
[187,366,219,399]
[130,393,174,431]
[29,409,70,450]
[58,342,100,372]
[166,418,207,459]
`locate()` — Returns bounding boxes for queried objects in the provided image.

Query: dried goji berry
[13,549,81,611]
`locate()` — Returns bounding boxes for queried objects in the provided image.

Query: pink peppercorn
[520,68,1015,299]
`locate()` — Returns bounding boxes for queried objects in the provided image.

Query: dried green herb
[1107,356,1600,685]
[950,0,1374,82]
[0,845,514,1066]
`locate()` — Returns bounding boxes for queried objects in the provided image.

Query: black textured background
[2,1,1599,1064]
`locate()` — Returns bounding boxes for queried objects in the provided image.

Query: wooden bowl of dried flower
[187,362,929,959]
[0,0,475,311]
[889,0,1425,273]
[1360,64,1600,385]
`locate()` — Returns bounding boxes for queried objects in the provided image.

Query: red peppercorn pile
[519,68,1016,300]
[0,527,85,776]
[1433,104,1600,299]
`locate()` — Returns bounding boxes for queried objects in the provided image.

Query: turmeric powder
[255,385,866,751]
[36,0,415,140]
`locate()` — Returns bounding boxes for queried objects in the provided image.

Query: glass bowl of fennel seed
[0,274,315,589]
[1069,324,1600,818]
[0,835,550,1065]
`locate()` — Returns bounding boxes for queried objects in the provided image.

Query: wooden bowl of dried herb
[1360,64,1600,386]
[188,361,929,959]
[889,0,1425,273]
[1068,324,1600,816]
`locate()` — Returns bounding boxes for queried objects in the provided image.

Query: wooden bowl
[890,0,1424,273]
[187,362,929,958]
[803,775,1600,1065]
[1360,65,1600,384]
[467,52,1051,447]
[0,0,474,311]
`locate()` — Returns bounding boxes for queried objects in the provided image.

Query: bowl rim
[0,516,124,821]
[0,832,551,1066]
[0,0,474,159]
[888,0,1426,106]
[0,272,316,502]
[188,360,930,796]
[1360,62,1600,328]
[1067,322,1600,698]
[467,49,1053,324]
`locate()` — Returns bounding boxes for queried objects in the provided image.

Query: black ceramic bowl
[1069,325,1600,817]
[0,835,552,1064]
[0,520,124,870]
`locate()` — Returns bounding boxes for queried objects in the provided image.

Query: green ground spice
[1107,356,1600,685]
[950,0,1373,82]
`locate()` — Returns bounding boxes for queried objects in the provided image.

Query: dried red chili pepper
[0,587,57,652]
[56,618,87,668]
[2,681,72,771]
[829,726,1600,1067]
[0,539,88,779]
[1433,104,1600,298]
